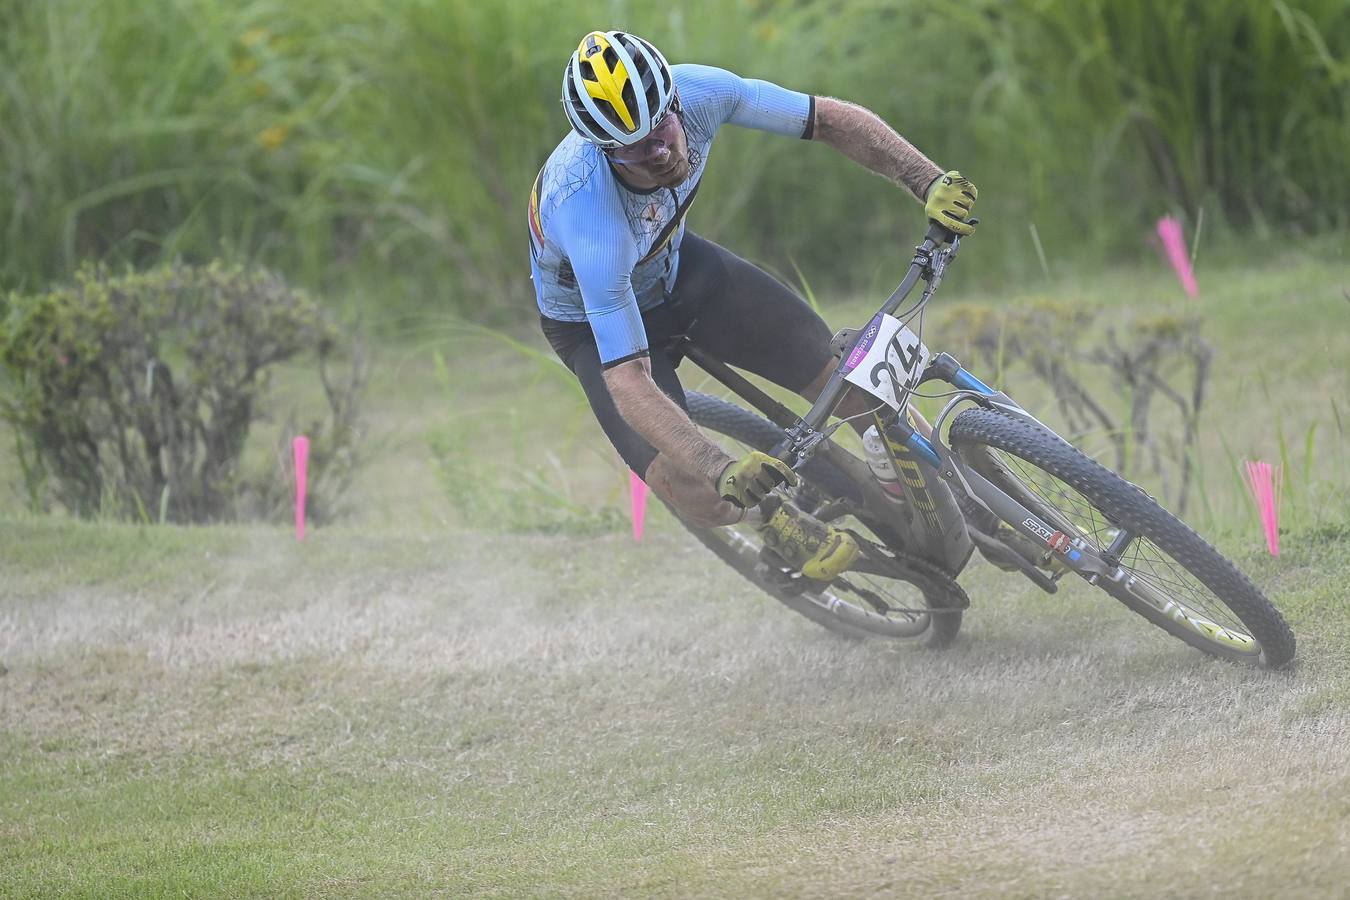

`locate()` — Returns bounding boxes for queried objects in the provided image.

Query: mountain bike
[674,222,1296,667]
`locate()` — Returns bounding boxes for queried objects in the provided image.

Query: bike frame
[684,223,1141,591]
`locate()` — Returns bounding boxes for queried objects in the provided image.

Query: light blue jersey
[528,64,813,366]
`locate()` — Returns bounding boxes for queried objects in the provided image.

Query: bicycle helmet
[562,31,676,149]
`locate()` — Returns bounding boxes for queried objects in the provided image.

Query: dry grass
[1,247,1347,896]
[2,514,1347,897]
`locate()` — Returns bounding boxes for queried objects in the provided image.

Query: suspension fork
[883,357,1130,583]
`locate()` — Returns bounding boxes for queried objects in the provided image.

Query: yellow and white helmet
[562,31,676,149]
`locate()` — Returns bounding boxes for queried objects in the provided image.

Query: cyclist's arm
[679,64,814,139]
[556,206,731,482]
[808,97,943,201]
[603,358,732,481]
[679,65,941,201]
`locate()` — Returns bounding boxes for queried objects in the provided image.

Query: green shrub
[0,262,364,523]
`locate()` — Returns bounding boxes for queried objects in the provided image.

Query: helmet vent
[619,81,638,128]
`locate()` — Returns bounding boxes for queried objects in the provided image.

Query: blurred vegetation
[940,301,1212,514]
[425,345,625,536]
[1,0,1346,323]
[0,263,364,522]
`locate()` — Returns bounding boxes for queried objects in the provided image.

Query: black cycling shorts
[541,232,833,477]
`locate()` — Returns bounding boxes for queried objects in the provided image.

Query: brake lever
[925,220,955,245]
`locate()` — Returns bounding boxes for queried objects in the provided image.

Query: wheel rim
[984,448,1262,658]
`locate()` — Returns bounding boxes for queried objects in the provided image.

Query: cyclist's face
[607,108,689,187]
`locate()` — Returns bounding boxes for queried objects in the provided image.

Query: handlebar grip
[924,217,980,247]
[925,219,957,246]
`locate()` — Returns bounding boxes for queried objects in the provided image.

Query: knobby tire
[949,408,1295,667]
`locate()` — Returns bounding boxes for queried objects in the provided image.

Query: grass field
[2,244,1349,897]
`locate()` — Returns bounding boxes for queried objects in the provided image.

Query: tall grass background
[2,0,1347,323]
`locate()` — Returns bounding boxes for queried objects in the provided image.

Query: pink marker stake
[1268,464,1283,556]
[1157,216,1198,298]
[293,435,310,541]
[1243,460,1281,556]
[629,470,649,541]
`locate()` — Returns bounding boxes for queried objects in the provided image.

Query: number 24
[870,334,922,392]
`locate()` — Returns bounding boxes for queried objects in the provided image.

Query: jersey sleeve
[674,64,814,139]
[552,198,648,367]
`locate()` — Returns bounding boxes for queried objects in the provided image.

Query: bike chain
[839,529,971,616]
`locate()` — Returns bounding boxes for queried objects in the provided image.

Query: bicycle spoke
[999,454,1111,547]
[836,573,925,621]
[1123,540,1246,632]
[992,449,1251,637]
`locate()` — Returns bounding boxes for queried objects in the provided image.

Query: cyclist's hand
[715,451,798,509]
[924,170,978,236]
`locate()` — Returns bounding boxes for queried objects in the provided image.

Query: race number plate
[840,313,931,411]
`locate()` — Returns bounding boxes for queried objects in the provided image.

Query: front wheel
[682,391,965,647]
[949,408,1295,667]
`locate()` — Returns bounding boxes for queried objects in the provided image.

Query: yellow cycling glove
[716,450,798,509]
[924,170,979,236]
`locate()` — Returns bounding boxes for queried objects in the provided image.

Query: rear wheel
[949,408,1295,667]
[682,391,965,647]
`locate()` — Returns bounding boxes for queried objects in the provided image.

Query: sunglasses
[607,103,684,166]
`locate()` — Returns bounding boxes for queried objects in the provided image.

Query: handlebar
[871,218,971,320]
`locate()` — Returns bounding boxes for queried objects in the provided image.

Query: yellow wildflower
[256,125,289,151]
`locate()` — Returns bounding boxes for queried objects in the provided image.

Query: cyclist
[531,31,977,581]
